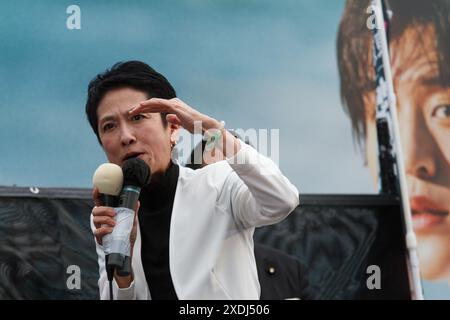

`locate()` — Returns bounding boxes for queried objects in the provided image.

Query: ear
[169,122,180,145]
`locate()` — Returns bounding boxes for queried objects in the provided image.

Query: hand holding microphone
[92,162,123,246]
[92,158,151,286]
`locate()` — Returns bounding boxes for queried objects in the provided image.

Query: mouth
[411,196,449,232]
[122,152,145,162]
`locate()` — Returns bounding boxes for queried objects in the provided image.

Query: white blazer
[91,141,299,300]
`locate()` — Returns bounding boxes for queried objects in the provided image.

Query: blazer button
[267,267,276,275]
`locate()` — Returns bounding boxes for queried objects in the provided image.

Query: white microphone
[92,163,124,281]
[92,163,124,207]
[92,159,150,279]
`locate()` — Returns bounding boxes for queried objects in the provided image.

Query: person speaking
[86,61,300,300]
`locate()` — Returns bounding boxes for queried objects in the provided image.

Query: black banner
[0,187,410,299]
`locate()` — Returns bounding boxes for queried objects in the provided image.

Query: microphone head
[92,163,124,196]
[122,157,151,187]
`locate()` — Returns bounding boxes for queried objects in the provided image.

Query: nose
[120,124,136,146]
[400,111,437,179]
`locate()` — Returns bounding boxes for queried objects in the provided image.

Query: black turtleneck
[138,162,179,300]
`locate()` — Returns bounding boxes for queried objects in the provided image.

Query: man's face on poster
[364,25,450,281]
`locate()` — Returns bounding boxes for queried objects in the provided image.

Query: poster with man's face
[337,0,450,298]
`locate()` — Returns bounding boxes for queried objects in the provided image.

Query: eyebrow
[98,115,117,125]
[98,108,135,124]
[421,76,450,87]
[98,109,151,125]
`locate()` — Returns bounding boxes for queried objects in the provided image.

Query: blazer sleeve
[219,140,300,229]
[90,214,137,300]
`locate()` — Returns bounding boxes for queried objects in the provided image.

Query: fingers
[92,201,140,246]
[93,226,114,237]
[166,113,182,126]
[129,98,176,115]
[136,200,140,213]
[141,97,179,108]
[129,201,140,246]
[92,206,116,217]
[92,206,116,245]
[93,215,116,229]
[93,226,114,245]
[92,187,102,207]
[132,200,140,225]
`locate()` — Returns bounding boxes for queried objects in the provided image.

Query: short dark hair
[85,60,177,144]
[337,0,450,151]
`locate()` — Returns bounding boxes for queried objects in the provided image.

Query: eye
[432,104,450,119]
[131,114,145,122]
[102,123,115,132]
